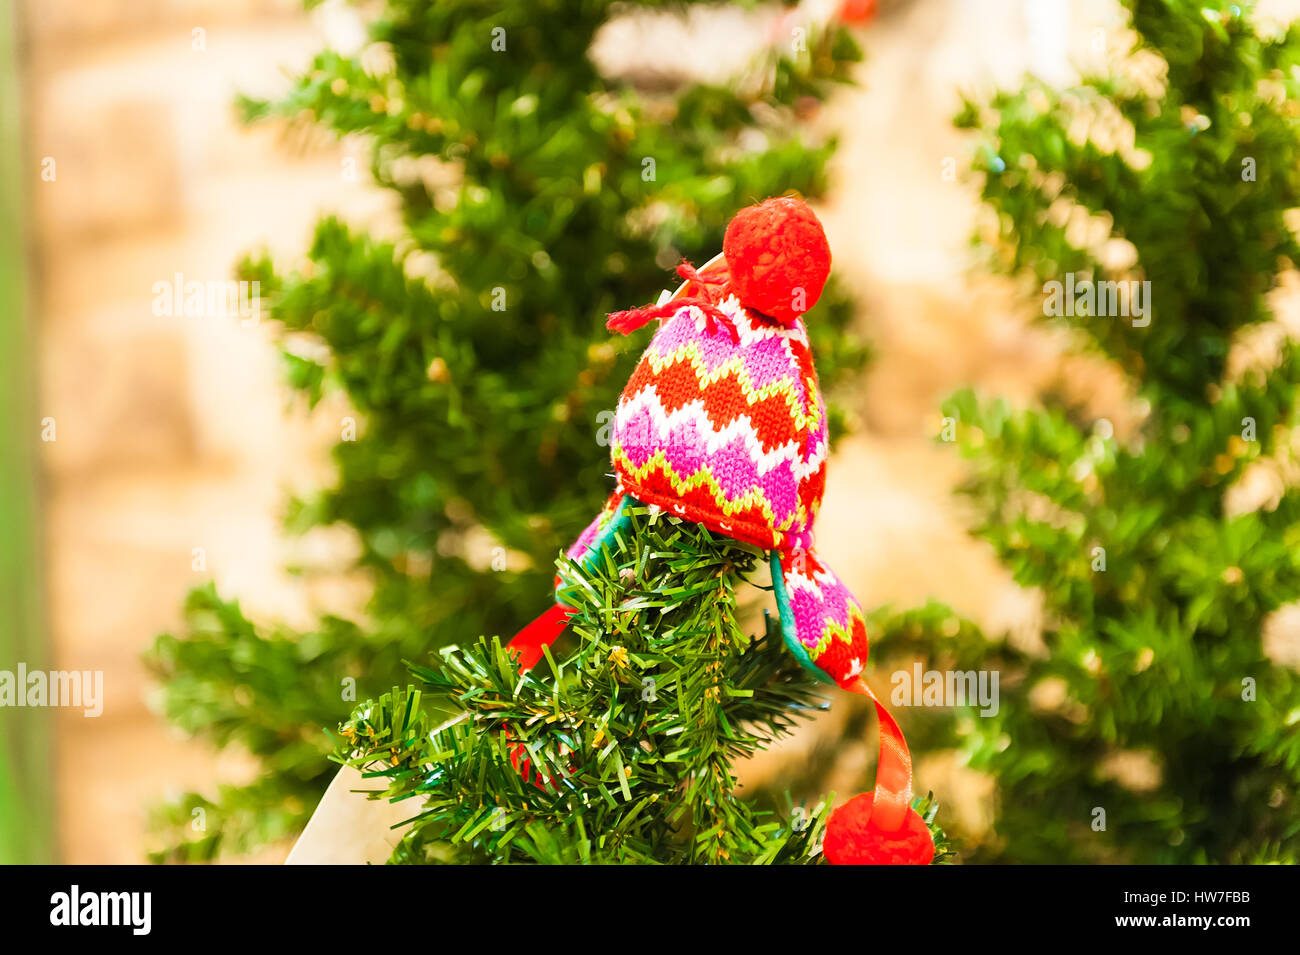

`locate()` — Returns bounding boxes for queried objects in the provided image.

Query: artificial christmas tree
[315,199,945,863]
[873,0,1300,863]
[146,1,869,862]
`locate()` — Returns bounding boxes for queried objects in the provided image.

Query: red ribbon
[507,602,573,671]
[501,604,575,790]
[843,677,914,832]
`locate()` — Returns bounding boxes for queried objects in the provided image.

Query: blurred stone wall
[23,0,391,862]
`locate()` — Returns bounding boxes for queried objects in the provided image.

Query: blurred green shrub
[880,0,1300,863]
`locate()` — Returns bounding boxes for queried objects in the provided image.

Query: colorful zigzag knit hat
[508,197,934,865]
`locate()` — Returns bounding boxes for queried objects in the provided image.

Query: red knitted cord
[606,261,739,343]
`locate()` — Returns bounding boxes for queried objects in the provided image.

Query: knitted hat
[609,258,826,557]
[509,198,933,865]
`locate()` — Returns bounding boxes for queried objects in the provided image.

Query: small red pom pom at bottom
[823,793,935,865]
[838,0,879,25]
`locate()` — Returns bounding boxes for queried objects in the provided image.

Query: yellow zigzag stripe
[613,447,810,536]
[640,342,823,435]
[805,602,868,661]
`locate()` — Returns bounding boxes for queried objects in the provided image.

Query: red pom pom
[838,0,879,25]
[823,793,935,865]
[722,197,831,325]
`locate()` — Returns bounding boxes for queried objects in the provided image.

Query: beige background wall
[24,0,395,862]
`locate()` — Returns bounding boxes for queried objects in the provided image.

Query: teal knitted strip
[769,551,834,684]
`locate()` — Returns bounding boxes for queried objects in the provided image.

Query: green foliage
[908,0,1300,863]
[0,5,50,863]
[145,0,868,861]
[335,505,948,864]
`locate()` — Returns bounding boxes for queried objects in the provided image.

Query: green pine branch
[336,504,949,864]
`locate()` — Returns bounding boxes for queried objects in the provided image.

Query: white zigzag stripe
[718,297,811,348]
[616,386,828,480]
[714,299,808,394]
[673,297,811,350]
[783,567,838,598]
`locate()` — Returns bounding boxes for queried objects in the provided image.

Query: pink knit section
[564,491,623,565]
[789,596,854,650]
[610,299,825,550]
[615,403,802,527]
[646,307,808,394]
[785,565,858,651]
